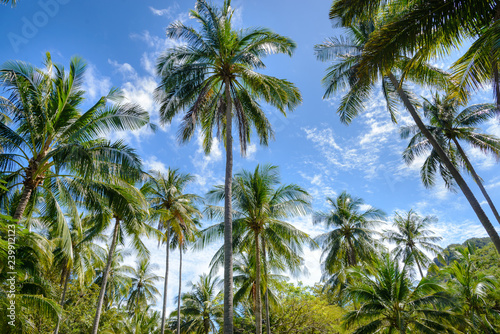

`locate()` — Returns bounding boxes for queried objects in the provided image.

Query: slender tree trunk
[160,228,170,334]
[223,76,234,334]
[452,138,500,226]
[12,185,33,222]
[177,247,183,334]
[346,238,357,266]
[263,241,271,334]
[91,218,120,334]
[493,6,500,110]
[415,257,424,279]
[254,232,262,334]
[54,268,71,334]
[388,72,500,254]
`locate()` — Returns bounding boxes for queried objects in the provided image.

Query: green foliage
[268,282,344,334]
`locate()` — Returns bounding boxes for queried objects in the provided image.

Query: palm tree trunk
[160,228,170,334]
[415,257,424,279]
[177,246,183,334]
[452,138,500,226]
[388,72,500,254]
[91,218,120,334]
[263,241,271,334]
[12,184,33,222]
[346,238,357,266]
[223,76,234,334]
[54,268,71,334]
[254,231,262,334]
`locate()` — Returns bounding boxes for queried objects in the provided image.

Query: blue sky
[2,0,500,313]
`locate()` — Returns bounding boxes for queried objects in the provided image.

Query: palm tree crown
[343,254,456,334]
[314,191,385,271]
[383,210,442,278]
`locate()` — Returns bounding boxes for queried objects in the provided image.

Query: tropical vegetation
[2,0,500,333]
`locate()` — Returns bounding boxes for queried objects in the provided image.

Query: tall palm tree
[343,254,456,333]
[143,169,201,334]
[401,94,500,225]
[200,164,312,334]
[444,243,500,333]
[90,181,150,334]
[314,192,384,271]
[345,0,500,108]
[127,258,162,313]
[170,218,200,334]
[383,210,442,279]
[316,7,500,253]
[174,274,223,334]
[154,1,301,331]
[0,53,150,224]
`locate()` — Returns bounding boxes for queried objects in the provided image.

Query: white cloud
[149,5,176,18]
[143,156,168,174]
[83,64,112,100]
[244,143,257,160]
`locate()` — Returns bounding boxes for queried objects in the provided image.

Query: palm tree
[316,7,500,253]
[127,258,162,313]
[91,181,150,334]
[0,53,150,224]
[314,192,384,271]
[170,208,201,333]
[401,94,500,225]
[383,210,442,279]
[174,274,223,334]
[444,243,500,333]
[143,169,201,334]
[200,165,312,334]
[345,0,500,108]
[154,1,301,331]
[343,254,456,333]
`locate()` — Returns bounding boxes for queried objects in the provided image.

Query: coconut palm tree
[401,94,500,225]
[199,165,312,334]
[154,1,301,330]
[127,258,162,314]
[343,254,456,333]
[444,243,500,333]
[314,192,384,270]
[174,274,223,334]
[0,53,150,223]
[161,205,201,334]
[143,169,201,334]
[317,7,500,253]
[383,210,442,279]
[90,181,150,334]
[344,0,500,108]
